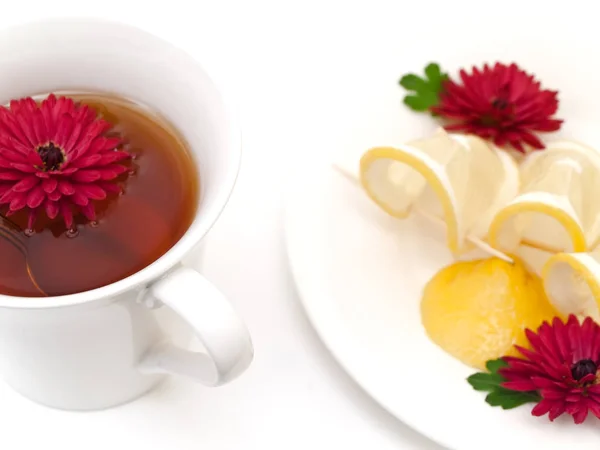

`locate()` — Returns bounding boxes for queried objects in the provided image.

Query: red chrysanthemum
[0,94,130,231]
[500,315,600,424]
[431,62,563,153]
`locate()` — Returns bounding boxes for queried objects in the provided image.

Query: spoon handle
[0,215,46,296]
[0,214,27,256]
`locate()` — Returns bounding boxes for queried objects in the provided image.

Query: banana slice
[359,129,519,253]
[542,252,600,321]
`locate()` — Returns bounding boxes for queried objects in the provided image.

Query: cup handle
[137,266,253,386]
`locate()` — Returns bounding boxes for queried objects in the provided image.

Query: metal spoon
[0,215,46,296]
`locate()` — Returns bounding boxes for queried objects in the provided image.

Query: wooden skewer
[331,164,515,263]
[520,238,563,255]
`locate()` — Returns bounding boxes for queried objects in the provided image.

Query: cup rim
[0,18,242,309]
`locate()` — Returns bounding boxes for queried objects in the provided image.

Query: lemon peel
[359,130,519,254]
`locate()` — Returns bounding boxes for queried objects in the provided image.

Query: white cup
[0,19,253,410]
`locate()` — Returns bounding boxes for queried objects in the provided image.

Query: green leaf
[485,358,508,373]
[467,372,505,392]
[485,388,541,410]
[403,90,438,111]
[398,62,449,114]
[424,63,442,84]
[399,74,427,91]
[468,358,541,412]
[403,95,428,111]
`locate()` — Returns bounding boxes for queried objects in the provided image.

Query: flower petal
[98,165,128,180]
[27,208,37,230]
[9,192,27,211]
[71,154,102,169]
[97,151,130,166]
[531,399,554,417]
[28,150,44,167]
[72,170,101,183]
[531,376,565,389]
[79,202,96,221]
[548,402,566,421]
[569,316,584,362]
[58,180,75,195]
[63,117,84,153]
[11,102,38,147]
[40,94,57,137]
[573,406,589,424]
[432,62,561,150]
[0,170,26,181]
[501,380,537,391]
[71,191,89,206]
[537,321,562,362]
[99,181,122,195]
[515,345,544,364]
[54,113,74,149]
[552,317,571,364]
[75,184,106,200]
[0,188,16,204]
[501,357,546,376]
[88,136,120,154]
[12,175,39,192]
[42,178,58,193]
[70,120,113,158]
[60,200,73,229]
[32,109,48,144]
[10,162,37,173]
[26,186,45,209]
[0,108,30,147]
[44,200,59,219]
[587,397,600,419]
[48,190,62,202]
[580,317,597,360]
[541,388,568,400]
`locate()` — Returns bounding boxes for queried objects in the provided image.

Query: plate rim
[283,163,450,449]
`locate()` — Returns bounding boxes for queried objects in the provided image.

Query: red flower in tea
[0,94,130,230]
[431,63,563,152]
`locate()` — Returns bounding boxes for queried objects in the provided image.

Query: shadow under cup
[0,19,240,302]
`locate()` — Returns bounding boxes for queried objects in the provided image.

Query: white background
[0,1,587,449]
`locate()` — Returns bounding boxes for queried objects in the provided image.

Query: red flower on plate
[431,62,563,152]
[500,315,600,424]
[0,94,130,231]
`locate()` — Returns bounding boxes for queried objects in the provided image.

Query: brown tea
[0,93,199,297]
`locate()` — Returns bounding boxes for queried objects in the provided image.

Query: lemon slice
[360,130,519,253]
[542,252,600,320]
[521,141,600,248]
[489,155,588,257]
[520,140,600,182]
[450,135,520,239]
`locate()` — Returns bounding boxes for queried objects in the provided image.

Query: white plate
[285,162,600,449]
[283,17,600,446]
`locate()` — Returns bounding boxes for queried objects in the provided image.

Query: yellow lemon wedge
[421,257,558,369]
[542,252,600,320]
[359,130,519,253]
[491,141,600,264]
[520,140,600,183]
[488,155,590,273]
[522,141,600,249]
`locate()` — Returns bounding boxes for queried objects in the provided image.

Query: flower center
[37,142,65,171]
[492,98,509,110]
[571,359,598,381]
